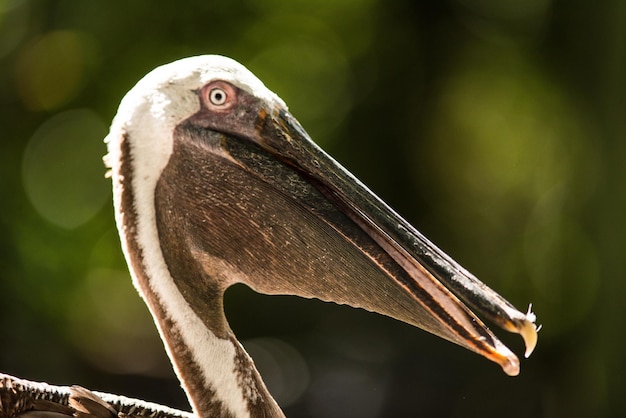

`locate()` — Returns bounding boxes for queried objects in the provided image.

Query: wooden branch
[0,373,193,418]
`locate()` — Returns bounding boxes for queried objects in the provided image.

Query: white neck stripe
[105,55,285,418]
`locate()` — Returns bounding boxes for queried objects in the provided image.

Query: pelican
[2,55,538,418]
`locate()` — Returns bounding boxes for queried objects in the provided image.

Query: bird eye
[209,88,227,106]
[202,81,236,111]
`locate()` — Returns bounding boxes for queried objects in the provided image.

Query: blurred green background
[0,0,624,417]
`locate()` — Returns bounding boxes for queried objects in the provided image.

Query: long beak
[229,105,538,376]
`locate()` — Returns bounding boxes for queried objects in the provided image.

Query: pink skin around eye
[202,81,237,112]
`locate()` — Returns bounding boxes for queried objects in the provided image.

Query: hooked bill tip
[487,303,538,375]
[499,302,539,359]
[521,304,539,358]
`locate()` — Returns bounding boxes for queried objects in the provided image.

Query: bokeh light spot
[306,366,386,418]
[417,44,600,333]
[66,267,170,376]
[246,15,352,143]
[243,338,310,407]
[22,109,109,229]
[425,51,575,203]
[15,30,98,110]
[0,0,30,58]
[524,192,600,335]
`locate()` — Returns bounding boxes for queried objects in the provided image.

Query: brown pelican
[101,55,536,417]
[99,55,538,417]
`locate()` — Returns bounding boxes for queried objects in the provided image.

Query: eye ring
[209,88,227,106]
[202,81,237,111]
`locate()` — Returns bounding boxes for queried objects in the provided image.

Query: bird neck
[142,288,283,418]
[112,134,284,418]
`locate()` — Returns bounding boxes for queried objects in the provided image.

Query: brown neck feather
[117,133,284,417]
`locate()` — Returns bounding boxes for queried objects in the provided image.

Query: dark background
[1,1,624,417]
